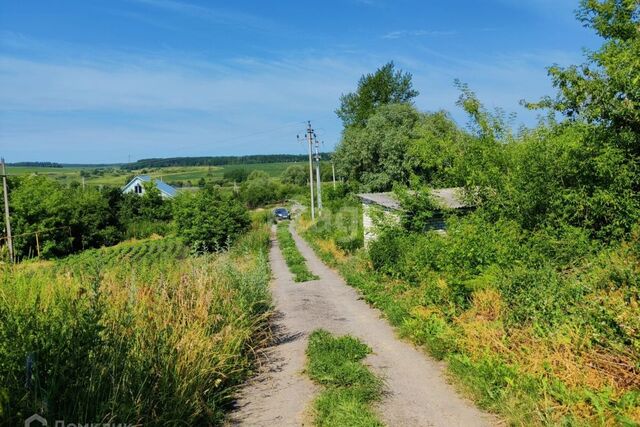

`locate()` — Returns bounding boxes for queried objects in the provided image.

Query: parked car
[273,207,291,220]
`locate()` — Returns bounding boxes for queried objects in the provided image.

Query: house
[357,187,472,246]
[122,175,177,199]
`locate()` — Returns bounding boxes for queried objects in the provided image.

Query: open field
[7,162,306,188]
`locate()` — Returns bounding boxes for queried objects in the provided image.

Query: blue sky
[0,0,599,163]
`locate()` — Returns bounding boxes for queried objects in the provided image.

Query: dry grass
[0,226,272,425]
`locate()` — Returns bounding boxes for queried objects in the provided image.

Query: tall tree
[334,103,420,191]
[336,61,419,128]
[529,0,640,156]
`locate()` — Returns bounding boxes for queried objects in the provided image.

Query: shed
[122,175,177,199]
[357,187,471,245]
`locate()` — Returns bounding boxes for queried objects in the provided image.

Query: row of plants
[0,222,272,425]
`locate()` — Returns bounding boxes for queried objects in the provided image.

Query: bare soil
[228,224,496,426]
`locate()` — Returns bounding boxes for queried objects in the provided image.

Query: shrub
[173,189,251,252]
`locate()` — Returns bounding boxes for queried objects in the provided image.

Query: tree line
[123,153,331,170]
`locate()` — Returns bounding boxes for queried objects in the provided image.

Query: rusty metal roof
[358,187,470,210]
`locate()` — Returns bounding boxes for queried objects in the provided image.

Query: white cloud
[0,33,582,162]
[382,30,457,39]
[129,0,275,30]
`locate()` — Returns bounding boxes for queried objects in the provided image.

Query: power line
[297,121,319,220]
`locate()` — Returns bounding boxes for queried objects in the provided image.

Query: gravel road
[228,223,496,426]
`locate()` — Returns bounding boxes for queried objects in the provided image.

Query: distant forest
[8,162,64,168]
[123,154,332,170]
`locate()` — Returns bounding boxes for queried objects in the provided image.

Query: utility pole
[314,138,323,212]
[331,161,336,189]
[1,158,14,263]
[298,122,315,220]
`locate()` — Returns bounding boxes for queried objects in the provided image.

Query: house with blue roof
[122,175,177,199]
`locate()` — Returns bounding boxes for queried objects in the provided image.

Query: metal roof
[358,187,470,210]
[123,175,177,197]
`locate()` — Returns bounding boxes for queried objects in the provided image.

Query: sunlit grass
[306,329,383,427]
[276,221,318,282]
[0,225,272,425]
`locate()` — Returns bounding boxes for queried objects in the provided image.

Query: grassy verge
[0,224,272,425]
[276,221,318,282]
[306,330,384,427]
[297,212,640,426]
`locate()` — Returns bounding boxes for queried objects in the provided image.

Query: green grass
[0,224,272,425]
[6,162,306,188]
[306,330,384,427]
[276,221,318,282]
[298,210,640,426]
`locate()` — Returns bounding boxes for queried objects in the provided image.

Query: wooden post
[1,158,13,263]
[35,232,41,258]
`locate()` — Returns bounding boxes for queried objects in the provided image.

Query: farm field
[7,162,306,188]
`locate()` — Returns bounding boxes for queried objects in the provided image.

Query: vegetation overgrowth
[299,1,640,424]
[0,223,272,425]
[306,329,383,427]
[1,162,308,261]
[276,221,318,282]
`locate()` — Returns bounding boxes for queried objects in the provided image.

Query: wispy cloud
[0,31,580,162]
[129,0,275,30]
[382,29,457,39]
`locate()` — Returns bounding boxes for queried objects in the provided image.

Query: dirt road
[229,224,495,426]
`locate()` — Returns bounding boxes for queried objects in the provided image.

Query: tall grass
[300,213,640,425]
[0,224,271,425]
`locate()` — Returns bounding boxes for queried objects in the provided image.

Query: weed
[306,330,383,427]
[276,221,318,282]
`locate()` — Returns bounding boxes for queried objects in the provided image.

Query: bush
[173,189,251,252]
[223,167,249,183]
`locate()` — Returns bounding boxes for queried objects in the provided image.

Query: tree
[223,168,249,183]
[173,189,250,252]
[406,111,469,187]
[336,61,419,128]
[334,103,420,191]
[140,182,172,220]
[529,0,640,157]
[241,172,282,208]
[8,176,121,259]
[281,164,308,186]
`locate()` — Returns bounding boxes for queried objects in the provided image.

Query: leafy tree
[406,111,469,186]
[241,173,282,208]
[336,61,419,128]
[334,103,420,191]
[223,168,249,183]
[139,182,172,220]
[247,170,269,180]
[173,189,250,252]
[8,176,121,258]
[281,164,308,186]
[529,0,640,158]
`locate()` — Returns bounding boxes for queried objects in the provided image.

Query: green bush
[173,188,251,252]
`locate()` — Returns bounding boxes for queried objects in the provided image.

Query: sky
[0,0,600,164]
